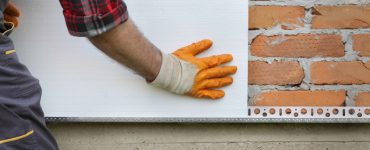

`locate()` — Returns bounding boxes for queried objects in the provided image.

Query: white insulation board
[10,0,248,118]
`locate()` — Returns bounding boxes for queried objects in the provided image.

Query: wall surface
[248,0,370,107]
[49,123,370,150]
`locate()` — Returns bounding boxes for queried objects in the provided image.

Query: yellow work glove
[150,39,237,99]
[4,2,20,27]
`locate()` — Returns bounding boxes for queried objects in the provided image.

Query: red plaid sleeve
[59,0,129,37]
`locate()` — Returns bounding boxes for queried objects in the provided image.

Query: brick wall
[248,0,370,107]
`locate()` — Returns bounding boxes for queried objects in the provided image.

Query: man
[0,0,237,149]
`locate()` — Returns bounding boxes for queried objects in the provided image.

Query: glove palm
[151,39,237,99]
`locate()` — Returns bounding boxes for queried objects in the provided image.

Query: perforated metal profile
[248,107,370,119]
[45,107,370,123]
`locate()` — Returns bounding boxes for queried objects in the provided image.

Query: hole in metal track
[254,108,260,115]
[332,108,339,115]
[349,109,355,115]
[357,113,363,117]
[317,108,323,115]
[285,108,292,115]
[301,108,307,115]
[279,109,282,116]
[343,109,346,116]
[365,109,370,115]
[269,108,275,115]
[311,109,314,116]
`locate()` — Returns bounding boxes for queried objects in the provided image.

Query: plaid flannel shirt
[59,0,129,37]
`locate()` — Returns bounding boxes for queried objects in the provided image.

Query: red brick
[249,61,304,85]
[355,92,370,106]
[353,34,370,56]
[312,6,370,29]
[251,34,344,58]
[311,61,370,85]
[251,90,346,106]
[249,6,305,30]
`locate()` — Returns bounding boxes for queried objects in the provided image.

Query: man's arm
[59,0,237,99]
[88,19,162,82]
[89,19,237,99]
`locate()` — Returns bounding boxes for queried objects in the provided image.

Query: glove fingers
[4,15,18,27]
[199,54,233,69]
[174,39,213,56]
[4,2,20,17]
[199,77,233,89]
[196,66,237,82]
[192,90,225,99]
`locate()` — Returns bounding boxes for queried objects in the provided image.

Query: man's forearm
[88,18,236,99]
[88,19,162,82]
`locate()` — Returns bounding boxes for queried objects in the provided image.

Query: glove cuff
[149,53,197,94]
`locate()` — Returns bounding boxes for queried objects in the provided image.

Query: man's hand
[150,40,237,99]
[4,2,20,27]
[89,19,237,100]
